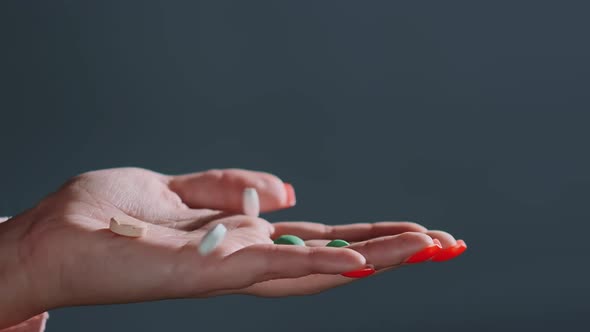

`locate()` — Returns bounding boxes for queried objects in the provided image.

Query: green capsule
[273,234,306,246]
[326,239,350,247]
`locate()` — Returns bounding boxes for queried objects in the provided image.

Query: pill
[326,239,350,247]
[273,234,305,246]
[341,265,376,278]
[198,223,227,256]
[243,187,260,217]
[109,216,147,237]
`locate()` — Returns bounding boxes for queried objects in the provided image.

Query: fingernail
[242,188,260,217]
[404,242,443,264]
[431,239,467,262]
[283,183,296,206]
[341,265,376,278]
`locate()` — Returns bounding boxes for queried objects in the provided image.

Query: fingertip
[397,231,435,248]
[336,232,435,269]
[307,246,367,273]
[433,238,442,248]
[256,176,295,212]
[425,230,457,248]
[330,247,367,266]
[431,239,467,262]
[283,183,296,207]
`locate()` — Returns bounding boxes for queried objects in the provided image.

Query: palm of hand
[23,168,281,308]
[19,167,449,311]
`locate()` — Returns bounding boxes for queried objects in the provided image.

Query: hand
[0,167,364,327]
[238,221,465,296]
[0,167,465,328]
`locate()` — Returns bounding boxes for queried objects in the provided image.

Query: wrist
[0,214,46,328]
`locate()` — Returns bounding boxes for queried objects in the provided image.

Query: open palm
[18,167,457,313]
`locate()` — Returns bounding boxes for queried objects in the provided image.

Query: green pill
[326,239,350,247]
[273,235,305,246]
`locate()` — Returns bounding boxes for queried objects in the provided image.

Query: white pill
[109,216,147,237]
[198,223,227,256]
[243,187,260,217]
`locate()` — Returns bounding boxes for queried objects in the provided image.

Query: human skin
[0,168,463,328]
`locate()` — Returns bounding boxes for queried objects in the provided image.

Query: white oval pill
[198,223,227,256]
[109,216,147,237]
[243,188,260,217]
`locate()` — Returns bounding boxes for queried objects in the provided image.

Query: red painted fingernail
[431,239,467,262]
[341,266,375,278]
[405,242,443,264]
[283,183,296,206]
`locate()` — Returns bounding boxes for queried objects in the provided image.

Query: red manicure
[283,183,296,206]
[405,240,443,264]
[431,239,467,262]
[341,266,376,278]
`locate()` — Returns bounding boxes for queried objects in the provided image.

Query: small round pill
[326,239,350,247]
[273,234,305,246]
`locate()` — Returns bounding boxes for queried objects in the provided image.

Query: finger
[168,169,295,213]
[237,265,401,296]
[298,232,436,269]
[208,274,353,297]
[243,274,354,296]
[217,244,366,289]
[272,221,427,241]
[424,230,456,248]
[336,232,435,269]
[424,230,468,262]
[206,233,436,297]
[209,261,406,297]
[228,233,437,297]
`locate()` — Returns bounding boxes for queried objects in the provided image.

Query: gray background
[1,0,589,331]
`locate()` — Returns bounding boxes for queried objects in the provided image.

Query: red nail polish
[431,239,467,262]
[283,183,296,206]
[341,266,375,278]
[405,243,443,264]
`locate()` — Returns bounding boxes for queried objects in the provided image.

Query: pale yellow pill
[109,216,147,237]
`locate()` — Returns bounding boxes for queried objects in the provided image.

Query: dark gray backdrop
[1,1,589,331]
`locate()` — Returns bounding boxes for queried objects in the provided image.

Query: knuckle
[203,169,225,182]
